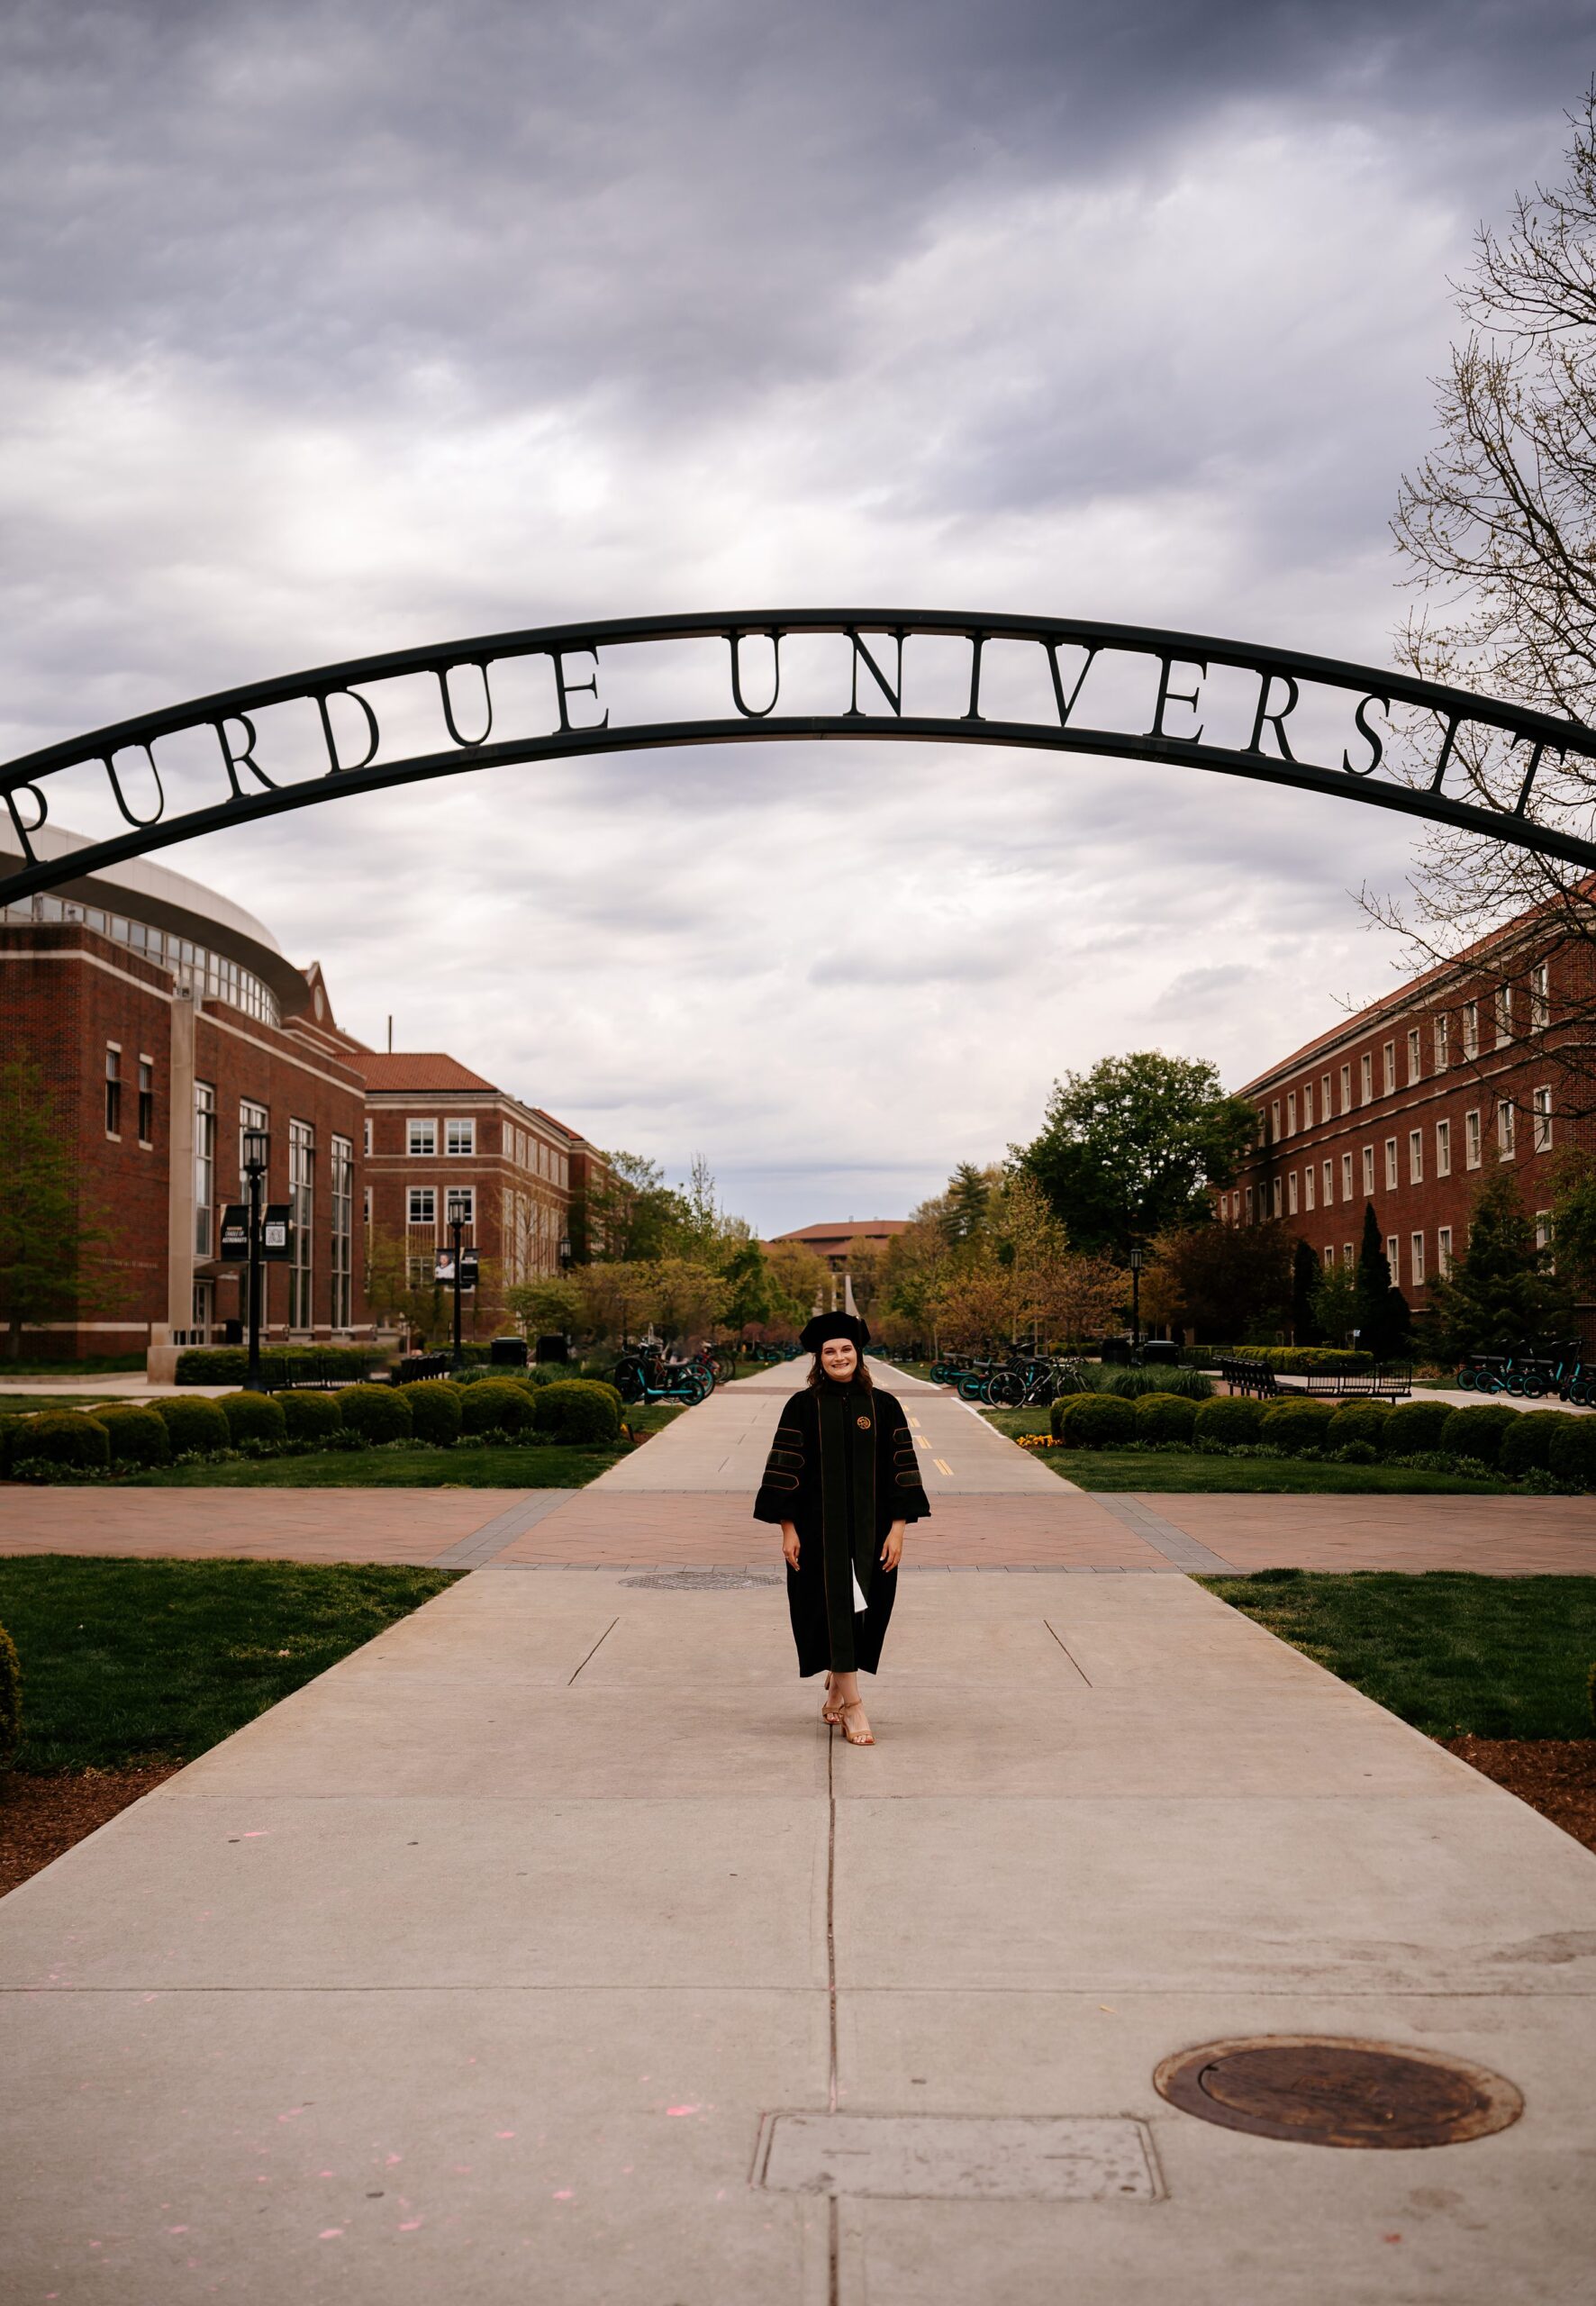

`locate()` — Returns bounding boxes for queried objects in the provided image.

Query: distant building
[769,1221,911,1272]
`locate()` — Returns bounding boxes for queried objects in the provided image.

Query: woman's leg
[830,1668,873,1744]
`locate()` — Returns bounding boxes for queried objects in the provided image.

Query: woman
[752,1312,930,1745]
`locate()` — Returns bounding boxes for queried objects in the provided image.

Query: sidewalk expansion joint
[430,1491,577,1566]
[1088,1496,1237,1573]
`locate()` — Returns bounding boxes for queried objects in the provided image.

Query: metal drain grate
[1155,2036,1524,2148]
[621,1568,783,1590]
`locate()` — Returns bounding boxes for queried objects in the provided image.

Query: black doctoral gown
[752,1378,931,1675]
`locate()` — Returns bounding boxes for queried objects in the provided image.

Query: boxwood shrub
[12,1412,110,1472]
[1192,1396,1263,1445]
[335,1384,413,1443]
[1378,1400,1455,1457]
[0,1621,19,1767]
[176,1344,381,1385]
[1134,1392,1199,1443]
[277,1390,343,1444]
[460,1379,540,1437]
[1439,1403,1519,1467]
[217,1391,287,1446]
[1260,1400,1338,1453]
[401,1379,465,1447]
[1325,1402,1391,1451]
[1050,1392,1138,1447]
[151,1395,231,1454]
[1499,1410,1572,1478]
[530,1379,623,1445]
[1547,1417,1596,1485]
[95,1404,172,1466]
[1102,1366,1213,1401]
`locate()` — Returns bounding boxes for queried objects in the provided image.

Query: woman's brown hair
[804,1347,875,1394]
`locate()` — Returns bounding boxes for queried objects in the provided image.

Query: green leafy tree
[719,1238,777,1332]
[503,1277,586,1338]
[1311,1257,1360,1348]
[944,1162,998,1247]
[1016,1052,1256,1259]
[1150,1220,1292,1342]
[1547,1145,1596,1293]
[1425,1172,1574,1358]
[578,1150,687,1263]
[0,1055,123,1358]
[1356,1203,1412,1361]
[1291,1237,1322,1345]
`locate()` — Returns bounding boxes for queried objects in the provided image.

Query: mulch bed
[0,1764,182,1897]
[1443,1737,1596,1855]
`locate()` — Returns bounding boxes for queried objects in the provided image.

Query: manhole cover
[1154,2036,1523,2149]
[621,1569,782,1590]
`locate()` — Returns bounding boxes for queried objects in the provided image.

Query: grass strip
[1200,1569,1596,1739]
[0,1556,457,1772]
[1036,1447,1508,1494]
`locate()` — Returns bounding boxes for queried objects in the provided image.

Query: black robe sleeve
[753,1392,812,1524]
[877,1392,931,1523]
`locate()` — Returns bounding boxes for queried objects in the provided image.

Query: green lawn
[0,1557,457,1771]
[1041,1449,1511,1495]
[1202,1570,1596,1739]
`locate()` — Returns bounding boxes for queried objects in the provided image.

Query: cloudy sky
[3,1,1592,1233]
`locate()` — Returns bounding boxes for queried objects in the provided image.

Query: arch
[4,607,1596,908]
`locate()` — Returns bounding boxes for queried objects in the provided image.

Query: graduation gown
[752,1378,931,1675]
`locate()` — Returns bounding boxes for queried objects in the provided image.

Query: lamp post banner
[5,608,1596,898]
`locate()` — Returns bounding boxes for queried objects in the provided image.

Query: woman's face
[820,1338,858,1382]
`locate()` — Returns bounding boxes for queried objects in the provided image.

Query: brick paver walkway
[1147,1492,1596,1574]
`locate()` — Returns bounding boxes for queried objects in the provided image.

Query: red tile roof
[773,1221,911,1243]
[356,1052,499,1094]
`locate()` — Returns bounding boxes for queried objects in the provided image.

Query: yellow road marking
[933,1458,953,1475]
[915,1433,931,1448]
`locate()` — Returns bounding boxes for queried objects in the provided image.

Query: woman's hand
[880,1520,905,1571]
[780,1521,801,1568]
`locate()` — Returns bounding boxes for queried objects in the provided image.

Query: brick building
[1222,906,1596,1332]
[2,824,367,1356]
[769,1221,912,1273]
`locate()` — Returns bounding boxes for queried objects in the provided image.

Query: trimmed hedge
[0,1621,18,1768]
[1378,1400,1455,1457]
[401,1380,465,1447]
[1050,1392,1138,1447]
[176,1344,381,1385]
[1195,1346,1375,1374]
[530,1380,623,1445]
[96,1405,173,1467]
[1192,1396,1263,1446]
[151,1395,231,1454]
[277,1390,343,1444]
[13,1413,110,1471]
[217,1392,287,1446]
[1260,1400,1338,1453]
[1439,1403,1518,1468]
[1499,1411,1572,1478]
[335,1384,413,1443]
[461,1380,540,1437]
[1548,1418,1596,1485]
[1134,1393,1199,1443]
[1102,1366,1213,1401]
[1325,1403,1392,1451]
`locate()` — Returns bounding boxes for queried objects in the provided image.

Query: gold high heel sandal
[839,1699,875,1747]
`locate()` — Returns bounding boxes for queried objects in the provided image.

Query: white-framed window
[407,1186,436,1224]
[362,1185,372,1230]
[1465,1110,1482,1169]
[1339,1063,1352,1115]
[1342,1241,1355,1267]
[1494,985,1514,1042]
[194,1082,215,1255]
[1270,1099,1281,1143]
[1406,1027,1421,1084]
[1386,1234,1401,1280]
[1410,1232,1425,1284]
[288,1120,314,1330]
[1535,1210,1553,1258]
[1287,1172,1299,1215]
[104,1045,122,1136]
[1408,1129,1423,1185]
[1322,1158,1334,1206]
[1362,1144,1375,1194]
[1497,1099,1516,1159]
[1436,1119,1452,1177]
[1323,1243,1336,1268]
[1383,1041,1396,1094]
[1245,1185,1254,1221]
[1320,1072,1332,1120]
[1340,1151,1353,1201]
[1531,960,1551,1031]
[330,1135,353,1329]
[1533,1086,1553,1152]
[363,1118,373,1157]
[445,1117,476,1156]
[1435,1012,1450,1070]
[137,1059,154,1145]
[1302,1082,1314,1128]
[406,1118,437,1156]
[1463,1000,1479,1058]
[1256,1109,1267,1148]
[1383,1138,1398,1190]
[1437,1226,1454,1276]
[1360,1052,1373,1103]
[1305,1166,1316,1212]
[446,1185,475,1226]
[1286,1090,1297,1134]
[239,1099,268,1194]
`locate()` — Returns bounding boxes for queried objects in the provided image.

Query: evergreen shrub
[0,1621,19,1766]
[1338,1439,1377,1465]
[1260,1400,1338,1452]
[460,1380,539,1436]
[1189,1346,1374,1374]
[1192,1396,1263,1445]
[12,1413,110,1472]
[1102,1367,1213,1400]
[95,1405,172,1466]
[218,1392,287,1446]
[335,1384,413,1443]
[1326,1403,1392,1451]
[401,1380,465,1446]
[1377,1400,1455,1457]
[277,1390,343,1444]
[1547,1417,1596,1486]
[1134,1393,1199,1443]
[1439,1403,1519,1467]
[1498,1411,1572,1478]
[530,1379,623,1445]
[176,1344,379,1385]
[1050,1392,1137,1447]
[151,1395,230,1454]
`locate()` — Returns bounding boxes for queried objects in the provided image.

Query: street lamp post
[241,1127,270,1393]
[1129,1245,1145,1362]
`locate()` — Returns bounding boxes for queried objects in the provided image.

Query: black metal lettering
[964,632,985,722]
[552,648,607,734]
[1247,670,1300,760]
[214,714,278,798]
[103,745,167,829]
[1042,641,1100,727]
[1147,655,1206,743]
[1343,693,1388,776]
[2,781,46,860]
[1428,713,1460,793]
[728,631,782,719]
[846,630,903,716]
[316,688,381,773]
[435,664,492,750]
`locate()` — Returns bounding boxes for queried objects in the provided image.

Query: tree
[578,1150,687,1263]
[764,1239,828,1332]
[944,1162,998,1247]
[576,1260,658,1347]
[1310,1257,1360,1348]
[1291,1238,1322,1345]
[0,1055,123,1358]
[1424,1172,1574,1358]
[1548,1144,1596,1293]
[1377,84,1596,1112]
[1355,1203,1412,1361]
[1148,1220,1292,1342]
[649,1257,730,1343]
[1016,1052,1256,1258]
[503,1277,585,1338]
[719,1238,777,1333]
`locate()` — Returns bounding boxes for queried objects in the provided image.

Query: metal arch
[5,605,1596,908]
